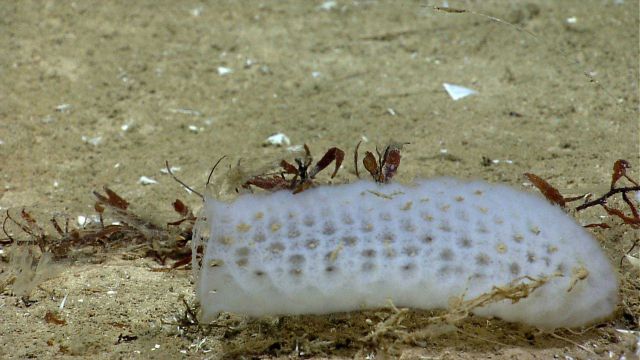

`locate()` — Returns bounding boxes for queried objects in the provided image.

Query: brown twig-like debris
[1,185,196,269]
[524,173,567,207]
[360,274,558,350]
[527,159,640,228]
[526,159,639,267]
[442,275,555,325]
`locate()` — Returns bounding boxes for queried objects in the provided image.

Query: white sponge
[193,178,618,329]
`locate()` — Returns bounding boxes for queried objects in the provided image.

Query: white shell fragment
[443,83,477,101]
[287,145,304,152]
[55,103,72,112]
[217,66,233,76]
[318,0,337,11]
[138,176,158,185]
[160,166,181,174]
[264,133,291,147]
[626,255,640,270]
[59,293,68,310]
[169,108,203,116]
[190,6,203,17]
[120,121,134,132]
[77,215,100,227]
[81,135,103,146]
[188,125,203,133]
[76,215,88,227]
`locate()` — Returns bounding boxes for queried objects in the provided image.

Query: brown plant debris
[523,173,569,208]
[1,186,196,268]
[527,159,640,228]
[44,311,67,325]
[526,159,639,271]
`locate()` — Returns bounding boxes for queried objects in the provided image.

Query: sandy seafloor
[1,0,639,358]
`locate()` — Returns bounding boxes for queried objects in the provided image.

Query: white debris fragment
[386,108,397,116]
[361,135,369,142]
[190,6,203,17]
[77,215,100,227]
[616,326,640,357]
[491,159,514,165]
[59,293,68,310]
[81,135,103,146]
[264,133,291,147]
[107,290,117,295]
[259,65,271,74]
[114,163,121,169]
[138,176,158,185]
[42,115,56,123]
[121,121,134,132]
[287,145,304,152]
[55,103,72,112]
[318,0,337,11]
[626,255,640,270]
[217,66,233,76]
[169,108,202,116]
[311,71,322,78]
[188,125,202,133]
[566,16,577,24]
[160,166,181,174]
[53,180,59,187]
[443,83,477,100]
[0,139,4,145]
[117,69,130,83]
[190,337,208,351]
[244,58,255,68]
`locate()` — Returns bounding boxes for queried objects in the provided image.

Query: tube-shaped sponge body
[193,178,618,329]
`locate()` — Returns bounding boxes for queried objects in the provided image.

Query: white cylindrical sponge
[193,178,618,329]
